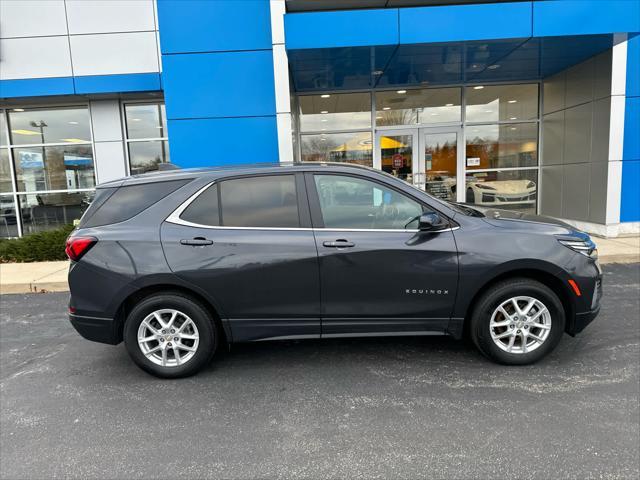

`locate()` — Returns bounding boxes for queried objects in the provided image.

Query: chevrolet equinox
[66,163,602,378]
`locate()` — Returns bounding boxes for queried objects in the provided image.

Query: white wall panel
[0,0,67,39]
[0,37,72,80]
[70,32,159,76]
[90,100,123,142]
[94,141,127,184]
[65,0,156,35]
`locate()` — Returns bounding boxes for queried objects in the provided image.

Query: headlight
[526,181,536,189]
[558,239,598,259]
[475,184,496,190]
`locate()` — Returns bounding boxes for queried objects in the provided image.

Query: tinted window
[220,175,299,228]
[180,184,219,226]
[82,179,188,228]
[314,175,423,230]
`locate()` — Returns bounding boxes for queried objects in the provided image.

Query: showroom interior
[0,0,638,238]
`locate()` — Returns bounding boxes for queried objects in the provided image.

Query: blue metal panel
[167,116,279,167]
[399,2,532,44]
[284,9,398,50]
[627,33,640,98]
[620,161,640,222]
[157,0,272,54]
[533,0,640,37]
[623,96,640,162]
[0,77,74,98]
[162,50,276,120]
[74,73,161,94]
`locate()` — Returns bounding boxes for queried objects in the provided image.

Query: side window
[220,175,300,228]
[180,184,219,226]
[314,175,423,229]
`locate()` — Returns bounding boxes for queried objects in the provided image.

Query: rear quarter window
[80,179,189,228]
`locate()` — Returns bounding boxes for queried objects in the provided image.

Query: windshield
[444,201,485,217]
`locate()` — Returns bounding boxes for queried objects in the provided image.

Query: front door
[375,127,464,202]
[306,172,459,336]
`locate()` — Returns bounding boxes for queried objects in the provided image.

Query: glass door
[375,129,417,185]
[420,127,463,203]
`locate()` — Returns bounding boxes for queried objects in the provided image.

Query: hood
[475,208,579,233]
[472,179,534,194]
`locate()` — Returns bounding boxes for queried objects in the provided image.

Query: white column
[270,0,294,163]
[89,100,127,184]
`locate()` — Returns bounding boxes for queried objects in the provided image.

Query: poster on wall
[18,151,44,169]
[466,157,480,167]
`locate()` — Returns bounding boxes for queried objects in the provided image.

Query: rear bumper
[69,313,120,345]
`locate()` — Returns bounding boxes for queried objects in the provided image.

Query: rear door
[306,172,459,336]
[161,173,321,341]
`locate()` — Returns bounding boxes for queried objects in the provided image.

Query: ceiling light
[320,110,329,114]
[431,113,439,116]
[508,100,517,103]
[488,64,501,70]
[484,110,493,113]
[321,94,331,98]
[383,107,391,111]
[68,121,79,125]
[473,86,484,90]
[397,90,407,94]
[155,126,164,128]
[321,119,328,122]
[372,70,383,75]
[13,108,25,112]
[11,129,40,136]
[510,117,518,120]
[131,118,141,122]
[376,116,383,120]
[61,138,87,143]
[510,127,517,131]
[445,103,454,107]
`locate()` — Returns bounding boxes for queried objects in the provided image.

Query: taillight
[65,236,97,261]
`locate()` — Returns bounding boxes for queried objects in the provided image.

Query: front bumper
[570,305,601,335]
[69,313,120,345]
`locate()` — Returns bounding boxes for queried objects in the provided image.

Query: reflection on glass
[299,93,371,131]
[380,135,413,183]
[0,194,19,237]
[8,107,91,145]
[12,145,95,192]
[18,191,92,235]
[465,169,537,214]
[424,132,458,201]
[0,111,7,147]
[1,149,12,193]
[129,140,171,174]
[466,123,538,169]
[125,103,167,139]
[301,132,373,167]
[465,84,538,123]
[376,88,461,126]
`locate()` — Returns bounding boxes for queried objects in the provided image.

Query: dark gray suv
[66,163,602,378]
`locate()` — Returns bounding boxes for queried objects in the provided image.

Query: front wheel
[470,278,565,365]
[123,293,217,378]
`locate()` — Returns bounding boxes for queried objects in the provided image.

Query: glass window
[180,184,220,226]
[0,194,19,238]
[18,191,93,235]
[128,140,170,175]
[125,103,167,139]
[376,88,461,126]
[0,111,8,147]
[220,175,299,228]
[299,93,371,131]
[465,84,538,123]
[301,132,373,167]
[314,174,423,230]
[464,169,537,214]
[8,107,91,145]
[81,180,189,228]
[12,145,95,192]
[465,123,538,170]
[1,149,12,193]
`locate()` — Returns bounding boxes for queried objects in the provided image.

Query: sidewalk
[0,237,638,294]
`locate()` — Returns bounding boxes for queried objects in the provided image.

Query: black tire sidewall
[123,293,216,378]
[471,280,565,365]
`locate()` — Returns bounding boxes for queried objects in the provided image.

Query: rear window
[80,179,189,228]
[220,175,300,228]
[180,184,220,226]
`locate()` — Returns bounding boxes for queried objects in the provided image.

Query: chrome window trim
[165,180,458,234]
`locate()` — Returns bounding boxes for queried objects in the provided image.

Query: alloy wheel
[489,296,552,354]
[137,309,200,367]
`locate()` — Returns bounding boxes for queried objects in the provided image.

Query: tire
[466,187,475,203]
[123,292,217,378]
[469,278,565,365]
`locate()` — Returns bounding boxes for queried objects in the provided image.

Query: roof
[98,162,379,188]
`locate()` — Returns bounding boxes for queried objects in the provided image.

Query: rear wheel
[470,278,565,365]
[123,293,217,378]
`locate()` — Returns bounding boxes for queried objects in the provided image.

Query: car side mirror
[418,212,442,231]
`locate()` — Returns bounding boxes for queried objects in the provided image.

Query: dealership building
[0,0,638,238]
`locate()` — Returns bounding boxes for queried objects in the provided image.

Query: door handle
[180,237,213,246]
[323,239,355,248]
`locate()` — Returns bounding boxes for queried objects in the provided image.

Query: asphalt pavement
[1,264,639,479]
